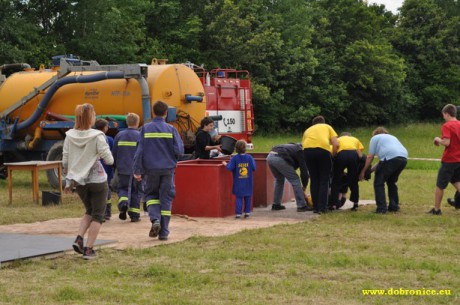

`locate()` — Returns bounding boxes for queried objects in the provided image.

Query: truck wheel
[46,141,65,189]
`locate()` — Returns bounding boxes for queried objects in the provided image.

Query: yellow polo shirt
[337,136,364,153]
[302,123,338,152]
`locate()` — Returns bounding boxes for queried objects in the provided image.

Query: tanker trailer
[0,59,206,188]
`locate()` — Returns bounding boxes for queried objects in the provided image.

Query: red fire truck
[193,67,255,149]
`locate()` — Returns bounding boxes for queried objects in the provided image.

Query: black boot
[105,203,112,220]
[271,204,286,210]
[119,205,128,220]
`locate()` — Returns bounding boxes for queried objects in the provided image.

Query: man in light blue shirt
[360,127,408,213]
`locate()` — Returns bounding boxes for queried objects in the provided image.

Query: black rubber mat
[0,233,115,263]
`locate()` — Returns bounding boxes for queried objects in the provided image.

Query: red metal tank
[173,158,237,218]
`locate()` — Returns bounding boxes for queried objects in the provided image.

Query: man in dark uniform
[267,143,310,212]
[133,101,184,240]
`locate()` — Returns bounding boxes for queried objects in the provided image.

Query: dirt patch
[0,200,374,250]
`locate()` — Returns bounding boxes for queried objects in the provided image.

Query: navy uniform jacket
[112,128,140,175]
[271,143,309,188]
[133,117,184,175]
[100,135,114,180]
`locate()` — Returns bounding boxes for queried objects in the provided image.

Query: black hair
[200,117,214,129]
[94,118,108,130]
[153,100,168,116]
[312,116,325,125]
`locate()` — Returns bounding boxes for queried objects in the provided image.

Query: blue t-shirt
[101,135,114,181]
[226,154,256,197]
[368,134,408,161]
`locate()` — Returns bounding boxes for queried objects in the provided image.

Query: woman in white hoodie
[63,103,114,260]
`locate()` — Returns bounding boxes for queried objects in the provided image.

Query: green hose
[63,114,127,121]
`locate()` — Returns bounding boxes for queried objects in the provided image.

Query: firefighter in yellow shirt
[302,115,338,214]
[330,132,364,211]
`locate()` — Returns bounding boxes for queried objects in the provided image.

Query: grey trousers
[267,154,306,208]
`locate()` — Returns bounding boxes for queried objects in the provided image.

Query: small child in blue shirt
[223,140,256,219]
[95,119,114,220]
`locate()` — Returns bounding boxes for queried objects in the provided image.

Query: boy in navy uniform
[95,119,114,220]
[112,113,142,222]
[133,101,184,240]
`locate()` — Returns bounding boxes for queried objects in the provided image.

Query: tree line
[1,0,459,131]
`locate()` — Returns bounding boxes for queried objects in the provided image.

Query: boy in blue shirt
[112,113,142,222]
[223,140,256,218]
[95,119,114,220]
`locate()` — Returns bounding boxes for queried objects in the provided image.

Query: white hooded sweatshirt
[63,128,114,185]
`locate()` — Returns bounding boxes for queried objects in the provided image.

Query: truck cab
[194,67,254,149]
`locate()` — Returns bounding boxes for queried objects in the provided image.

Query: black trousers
[374,157,407,212]
[331,150,360,206]
[304,148,333,212]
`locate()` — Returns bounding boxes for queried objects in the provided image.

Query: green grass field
[1,123,460,305]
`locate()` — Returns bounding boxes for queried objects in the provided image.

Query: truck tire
[46,141,65,189]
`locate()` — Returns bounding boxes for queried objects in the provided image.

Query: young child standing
[223,140,256,219]
[95,119,114,220]
[112,113,142,222]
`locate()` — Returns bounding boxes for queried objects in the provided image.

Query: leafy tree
[67,0,150,64]
[393,0,460,119]
[307,0,406,127]
[145,0,204,63]
[434,0,460,17]
[264,0,318,130]
[0,1,51,66]
[342,39,409,125]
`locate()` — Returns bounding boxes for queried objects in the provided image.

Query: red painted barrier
[173,158,237,217]
[173,154,294,217]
